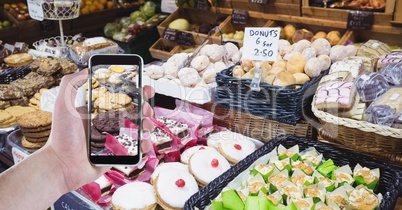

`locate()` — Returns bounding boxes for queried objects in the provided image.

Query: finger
[143,85,155,101]
[76,106,90,140]
[142,101,153,118]
[140,139,152,153]
[142,117,154,132]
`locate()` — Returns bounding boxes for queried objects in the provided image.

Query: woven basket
[184,135,402,210]
[215,65,327,125]
[197,102,314,142]
[311,99,402,156]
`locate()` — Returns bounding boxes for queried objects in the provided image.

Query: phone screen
[87,54,142,165]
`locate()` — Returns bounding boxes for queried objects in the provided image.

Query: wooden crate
[267,20,348,45]
[70,8,117,35]
[2,9,69,44]
[157,8,228,38]
[0,10,18,43]
[301,0,395,26]
[392,0,402,24]
[213,13,271,47]
[339,29,402,46]
[149,34,222,61]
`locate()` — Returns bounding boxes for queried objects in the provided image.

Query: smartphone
[87,54,143,166]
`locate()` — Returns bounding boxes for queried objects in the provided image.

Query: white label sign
[242,27,280,61]
[12,147,29,165]
[27,0,44,21]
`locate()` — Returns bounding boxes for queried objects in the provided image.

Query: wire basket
[41,0,81,20]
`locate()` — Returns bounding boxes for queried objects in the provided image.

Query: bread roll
[233,65,245,78]
[286,52,307,74]
[293,73,310,84]
[273,71,296,87]
[304,57,321,77]
[263,75,276,85]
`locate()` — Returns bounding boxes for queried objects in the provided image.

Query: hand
[45,69,155,192]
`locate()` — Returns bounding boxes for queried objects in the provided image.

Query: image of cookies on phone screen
[87,54,143,165]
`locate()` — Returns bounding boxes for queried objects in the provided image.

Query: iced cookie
[154,169,198,209]
[188,149,231,187]
[151,162,189,184]
[218,137,256,164]
[180,146,217,164]
[111,182,156,210]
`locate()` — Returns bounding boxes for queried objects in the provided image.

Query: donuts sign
[242,27,280,61]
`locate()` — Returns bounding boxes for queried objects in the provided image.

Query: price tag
[249,0,268,4]
[163,28,179,41]
[196,0,209,10]
[347,11,374,30]
[12,147,29,165]
[177,31,194,46]
[27,0,44,21]
[232,10,248,25]
[242,27,280,61]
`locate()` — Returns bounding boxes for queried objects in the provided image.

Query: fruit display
[166,16,225,35]
[79,0,115,15]
[221,31,244,41]
[103,1,166,43]
[3,2,31,21]
[279,24,342,46]
[0,20,12,30]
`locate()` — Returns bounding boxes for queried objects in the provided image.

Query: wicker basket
[197,102,314,142]
[184,135,402,210]
[215,65,327,125]
[311,99,402,156]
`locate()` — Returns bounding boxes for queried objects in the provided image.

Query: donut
[180,145,217,164]
[188,149,231,187]
[151,162,189,184]
[154,169,198,209]
[111,182,156,210]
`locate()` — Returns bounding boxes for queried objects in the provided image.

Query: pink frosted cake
[315,81,359,117]
[377,50,402,69]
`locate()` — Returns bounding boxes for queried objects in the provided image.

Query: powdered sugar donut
[188,149,231,187]
[151,162,189,184]
[111,182,156,210]
[180,145,217,164]
[154,169,198,209]
[218,137,256,164]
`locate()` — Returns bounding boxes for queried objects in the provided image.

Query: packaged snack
[378,62,402,86]
[365,87,402,126]
[354,72,390,102]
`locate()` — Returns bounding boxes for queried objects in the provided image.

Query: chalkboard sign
[177,31,193,46]
[232,10,248,25]
[40,20,55,32]
[249,0,268,4]
[196,0,209,10]
[162,28,178,41]
[347,11,374,30]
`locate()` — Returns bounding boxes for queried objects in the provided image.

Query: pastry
[318,71,353,90]
[191,55,210,71]
[156,117,189,139]
[0,86,23,100]
[94,175,112,197]
[92,108,138,134]
[0,100,10,109]
[151,162,189,184]
[111,182,156,210]
[311,38,331,56]
[355,72,389,102]
[293,73,310,84]
[379,62,402,86]
[115,134,138,156]
[315,81,359,117]
[150,127,172,152]
[178,67,201,88]
[304,57,321,78]
[377,51,402,69]
[16,110,52,128]
[35,57,61,76]
[218,137,256,164]
[59,57,77,75]
[349,187,379,210]
[373,87,402,114]
[180,145,217,164]
[21,136,46,149]
[94,92,132,111]
[4,53,33,67]
[9,97,29,106]
[329,59,364,78]
[154,169,198,209]
[357,39,391,58]
[188,149,231,187]
[273,71,296,87]
[286,52,307,74]
[112,160,146,180]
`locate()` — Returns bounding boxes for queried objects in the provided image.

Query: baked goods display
[16,110,52,149]
[144,42,240,89]
[279,24,342,46]
[0,41,29,69]
[208,144,381,210]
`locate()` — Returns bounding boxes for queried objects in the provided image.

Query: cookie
[34,93,41,100]
[23,129,51,138]
[39,88,48,94]
[90,126,106,143]
[0,100,10,109]
[94,93,132,111]
[9,97,29,106]
[17,110,52,128]
[111,182,157,210]
[97,103,135,113]
[29,97,40,106]
[0,110,13,123]
[36,57,61,76]
[4,53,33,67]
[0,86,23,100]
[5,106,36,117]
[21,136,46,149]
[0,115,17,128]
[90,141,105,148]
[92,108,138,134]
[59,58,77,75]
[24,135,49,143]
[28,103,40,110]
[19,124,52,133]
[151,162,189,184]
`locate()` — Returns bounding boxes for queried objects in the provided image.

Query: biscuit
[5,106,36,117]
[23,129,51,138]
[90,126,107,143]
[4,53,33,67]
[28,103,40,110]
[90,141,105,148]
[34,93,41,100]
[19,124,52,133]
[0,121,16,128]
[92,108,138,133]
[24,135,49,143]
[10,97,29,106]
[21,136,46,149]
[0,100,11,109]
[0,110,13,123]
[0,115,17,128]
[36,57,61,76]
[29,97,40,106]
[0,86,24,100]
[39,88,48,94]
[97,103,135,113]
[94,93,132,111]
[17,110,52,128]
[59,58,77,75]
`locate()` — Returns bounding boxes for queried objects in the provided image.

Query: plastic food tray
[184,135,402,210]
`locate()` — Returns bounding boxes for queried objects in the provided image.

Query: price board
[242,27,280,61]
[177,31,194,46]
[232,10,248,25]
[162,28,179,41]
[347,11,374,30]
